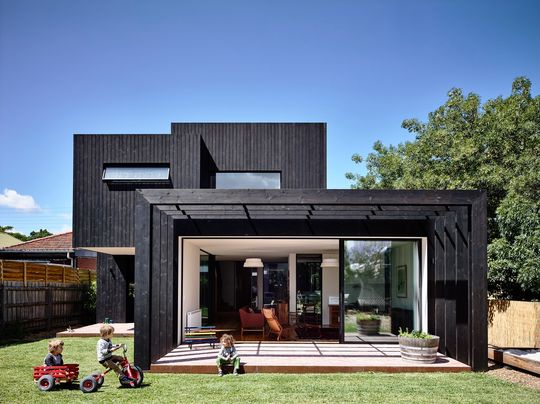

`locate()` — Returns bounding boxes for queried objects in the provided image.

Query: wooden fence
[0,260,95,285]
[488,299,540,348]
[0,260,96,336]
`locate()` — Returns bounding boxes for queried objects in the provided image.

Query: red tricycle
[33,364,79,391]
[80,344,144,393]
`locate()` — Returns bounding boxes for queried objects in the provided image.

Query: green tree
[27,228,53,240]
[0,225,28,241]
[346,77,540,300]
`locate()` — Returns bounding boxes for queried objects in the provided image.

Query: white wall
[180,239,201,342]
[322,252,339,324]
[288,253,296,313]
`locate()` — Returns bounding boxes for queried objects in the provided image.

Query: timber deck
[151,342,471,373]
[56,322,134,337]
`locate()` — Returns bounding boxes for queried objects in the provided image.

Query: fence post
[62,267,66,284]
[0,260,3,283]
[23,262,27,286]
[45,265,48,285]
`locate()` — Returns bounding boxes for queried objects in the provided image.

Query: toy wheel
[37,374,55,392]
[92,372,104,388]
[80,376,98,393]
[121,365,144,387]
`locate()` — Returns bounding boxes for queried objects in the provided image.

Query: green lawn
[0,337,538,403]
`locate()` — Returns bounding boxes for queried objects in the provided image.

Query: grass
[1,337,539,403]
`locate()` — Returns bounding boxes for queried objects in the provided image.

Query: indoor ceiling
[186,238,339,260]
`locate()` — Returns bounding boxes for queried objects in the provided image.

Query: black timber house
[73,123,487,371]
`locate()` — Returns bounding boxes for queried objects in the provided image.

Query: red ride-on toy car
[33,364,79,391]
[80,344,143,393]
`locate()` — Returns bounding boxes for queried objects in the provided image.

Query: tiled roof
[2,231,72,251]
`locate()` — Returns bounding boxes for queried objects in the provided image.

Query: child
[44,339,64,366]
[216,334,240,376]
[96,324,133,383]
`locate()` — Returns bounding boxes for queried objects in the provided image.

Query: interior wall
[181,239,200,341]
[288,253,296,313]
[218,261,236,310]
[322,252,339,324]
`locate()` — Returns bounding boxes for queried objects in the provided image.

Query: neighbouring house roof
[0,232,24,248]
[2,231,72,252]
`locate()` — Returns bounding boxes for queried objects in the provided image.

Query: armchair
[262,308,298,341]
[238,307,265,338]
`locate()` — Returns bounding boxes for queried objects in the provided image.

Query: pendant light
[243,258,264,268]
[320,257,339,268]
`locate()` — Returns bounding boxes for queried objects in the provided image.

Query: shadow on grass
[0,324,91,348]
[117,382,152,389]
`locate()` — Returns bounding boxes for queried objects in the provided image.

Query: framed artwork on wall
[396,265,407,298]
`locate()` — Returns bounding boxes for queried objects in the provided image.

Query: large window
[200,255,210,325]
[263,263,289,305]
[296,255,322,325]
[215,172,280,189]
[343,240,419,343]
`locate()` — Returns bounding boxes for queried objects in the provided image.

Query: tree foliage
[346,77,540,300]
[0,226,53,242]
[0,226,29,242]
[27,229,53,240]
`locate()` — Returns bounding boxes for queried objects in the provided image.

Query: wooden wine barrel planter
[398,336,440,363]
[357,319,381,335]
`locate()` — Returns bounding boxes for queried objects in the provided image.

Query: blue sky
[1,0,539,235]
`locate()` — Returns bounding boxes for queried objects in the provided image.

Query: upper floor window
[102,165,170,182]
[215,172,281,189]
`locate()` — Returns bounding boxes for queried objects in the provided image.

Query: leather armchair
[238,307,265,338]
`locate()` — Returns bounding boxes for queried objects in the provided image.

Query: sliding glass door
[342,240,420,343]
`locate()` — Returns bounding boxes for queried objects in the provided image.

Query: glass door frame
[338,237,424,343]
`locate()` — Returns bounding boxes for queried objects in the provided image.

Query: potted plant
[356,313,381,335]
[398,328,440,364]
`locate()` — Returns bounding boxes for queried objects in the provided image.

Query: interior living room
[179,237,425,345]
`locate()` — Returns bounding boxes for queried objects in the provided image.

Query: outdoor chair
[262,308,298,341]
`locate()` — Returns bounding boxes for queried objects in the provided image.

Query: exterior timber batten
[133,188,487,372]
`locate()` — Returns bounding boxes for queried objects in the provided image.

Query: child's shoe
[120,375,136,383]
[232,370,239,376]
[217,369,223,377]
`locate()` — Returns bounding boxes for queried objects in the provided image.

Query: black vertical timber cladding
[133,190,487,371]
[159,211,168,358]
[73,134,170,248]
[432,216,445,349]
[131,189,487,371]
[427,220,436,340]
[453,206,470,364]
[147,208,179,363]
[74,123,327,249]
[96,254,129,322]
[150,205,161,361]
[167,214,177,353]
[134,192,151,368]
[471,194,488,371]
[444,211,457,359]
[171,123,326,189]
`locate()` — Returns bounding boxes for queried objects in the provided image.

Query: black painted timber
[132,189,488,372]
[74,123,327,249]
